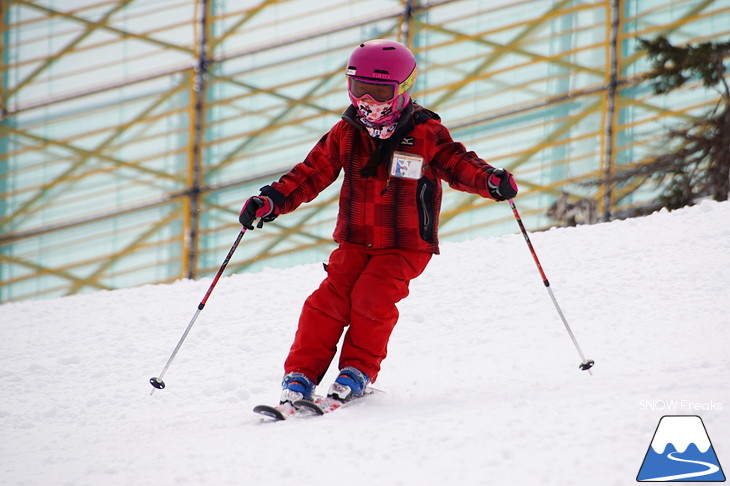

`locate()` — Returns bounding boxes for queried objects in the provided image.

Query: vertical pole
[0,3,10,300]
[402,0,414,46]
[185,0,210,279]
[600,0,620,222]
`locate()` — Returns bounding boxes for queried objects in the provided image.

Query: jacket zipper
[419,183,430,233]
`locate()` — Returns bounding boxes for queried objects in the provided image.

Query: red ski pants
[284,243,432,384]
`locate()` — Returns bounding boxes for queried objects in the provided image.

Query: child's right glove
[487,168,518,201]
[239,195,279,229]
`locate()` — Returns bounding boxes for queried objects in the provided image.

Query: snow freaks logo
[640,400,724,412]
[637,415,726,482]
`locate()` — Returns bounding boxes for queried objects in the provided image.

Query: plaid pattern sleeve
[265,125,345,214]
[428,122,494,198]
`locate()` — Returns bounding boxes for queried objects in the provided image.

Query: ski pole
[507,199,595,373]
[149,228,247,394]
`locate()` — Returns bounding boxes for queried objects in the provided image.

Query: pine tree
[608,36,730,212]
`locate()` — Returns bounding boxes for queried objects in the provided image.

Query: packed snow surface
[2,200,729,486]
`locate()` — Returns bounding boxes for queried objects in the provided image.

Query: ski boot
[280,372,315,404]
[327,367,370,403]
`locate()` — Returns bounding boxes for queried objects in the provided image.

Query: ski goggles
[348,77,398,103]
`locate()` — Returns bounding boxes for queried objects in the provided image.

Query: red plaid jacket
[261,105,497,254]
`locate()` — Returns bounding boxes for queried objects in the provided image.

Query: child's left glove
[487,168,518,201]
[239,195,279,229]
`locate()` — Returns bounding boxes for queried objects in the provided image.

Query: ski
[252,402,296,421]
[254,387,379,421]
[293,387,377,416]
[293,396,342,415]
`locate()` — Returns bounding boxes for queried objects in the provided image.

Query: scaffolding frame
[2,0,729,302]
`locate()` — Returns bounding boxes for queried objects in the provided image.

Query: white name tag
[390,151,425,180]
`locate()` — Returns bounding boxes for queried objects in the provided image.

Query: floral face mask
[355,98,398,139]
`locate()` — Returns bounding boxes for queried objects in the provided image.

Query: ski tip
[253,404,289,421]
[293,399,326,415]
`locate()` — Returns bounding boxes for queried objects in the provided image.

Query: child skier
[239,39,518,406]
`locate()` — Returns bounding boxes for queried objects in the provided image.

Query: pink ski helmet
[346,39,418,124]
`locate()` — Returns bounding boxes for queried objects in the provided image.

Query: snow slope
[2,200,729,486]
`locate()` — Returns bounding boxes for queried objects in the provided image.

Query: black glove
[239,196,279,229]
[487,168,518,201]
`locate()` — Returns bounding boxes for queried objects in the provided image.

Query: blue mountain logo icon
[637,415,725,482]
